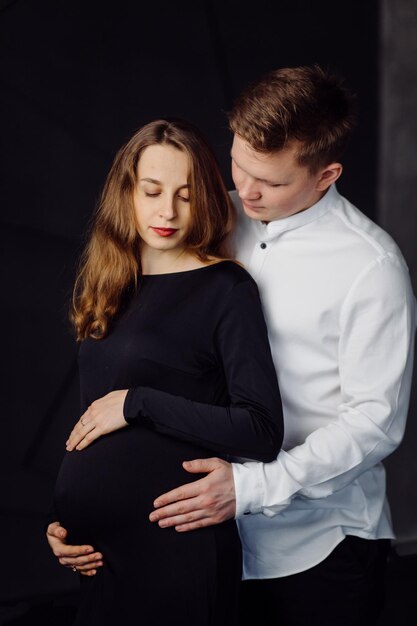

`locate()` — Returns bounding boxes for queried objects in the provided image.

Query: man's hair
[228,65,357,172]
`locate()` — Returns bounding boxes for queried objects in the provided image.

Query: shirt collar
[249,184,339,241]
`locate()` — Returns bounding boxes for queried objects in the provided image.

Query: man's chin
[242,203,268,220]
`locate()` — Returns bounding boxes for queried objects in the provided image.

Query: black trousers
[237,536,391,626]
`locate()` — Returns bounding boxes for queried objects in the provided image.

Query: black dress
[53,261,283,626]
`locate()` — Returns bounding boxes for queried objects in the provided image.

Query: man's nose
[238,177,261,200]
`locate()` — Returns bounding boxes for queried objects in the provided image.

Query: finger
[66,421,96,451]
[67,425,97,451]
[182,458,221,474]
[78,409,95,432]
[62,558,103,571]
[54,544,96,558]
[47,522,67,539]
[75,560,103,571]
[175,518,212,532]
[59,552,103,567]
[69,566,99,576]
[153,477,208,508]
[62,560,103,571]
[150,498,202,522]
[66,408,93,444]
[74,427,99,450]
[81,569,97,577]
[66,418,86,440]
[66,427,85,451]
[156,510,206,528]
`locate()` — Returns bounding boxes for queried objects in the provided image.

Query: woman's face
[133,144,191,254]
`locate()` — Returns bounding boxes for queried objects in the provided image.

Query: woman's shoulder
[208,260,256,290]
[207,261,263,321]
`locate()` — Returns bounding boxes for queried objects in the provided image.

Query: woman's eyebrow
[139,177,161,184]
[139,178,190,190]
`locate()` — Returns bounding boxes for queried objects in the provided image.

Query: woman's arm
[124,279,283,461]
[67,279,283,462]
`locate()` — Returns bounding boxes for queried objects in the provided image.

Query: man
[47,65,416,625]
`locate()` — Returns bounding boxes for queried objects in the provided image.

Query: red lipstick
[151,227,178,237]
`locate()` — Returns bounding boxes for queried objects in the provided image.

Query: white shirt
[231,184,416,579]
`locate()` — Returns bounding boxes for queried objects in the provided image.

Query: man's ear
[316,163,343,191]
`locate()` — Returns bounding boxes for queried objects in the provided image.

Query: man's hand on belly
[46,522,103,575]
[149,457,236,532]
[66,390,129,451]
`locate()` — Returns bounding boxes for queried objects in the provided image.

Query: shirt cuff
[232,461,265,518]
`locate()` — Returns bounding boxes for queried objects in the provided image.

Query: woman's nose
[159,197,177,220]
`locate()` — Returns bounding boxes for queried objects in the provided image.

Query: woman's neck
[140,246,208,275]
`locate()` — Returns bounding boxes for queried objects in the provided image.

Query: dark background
[1,1,416,624]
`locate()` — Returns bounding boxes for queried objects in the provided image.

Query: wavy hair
[72,118,235,340]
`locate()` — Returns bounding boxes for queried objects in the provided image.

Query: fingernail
[85,548,93,554]
[149,513,157,522]
[159,521,167,528]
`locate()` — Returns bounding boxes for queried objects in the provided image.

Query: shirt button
[260,242,267,249]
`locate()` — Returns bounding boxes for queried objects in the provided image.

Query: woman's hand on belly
[46,522,103,576]
[66,389,129,451]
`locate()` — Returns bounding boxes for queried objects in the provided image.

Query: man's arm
[152,254,416,528]
[233,253,417,517]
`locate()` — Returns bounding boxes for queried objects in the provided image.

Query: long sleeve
[233,253,416,516]
[124,279,283,462]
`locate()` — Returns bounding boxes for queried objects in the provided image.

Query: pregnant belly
[53,426,210,544]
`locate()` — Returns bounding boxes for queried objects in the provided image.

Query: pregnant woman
[50,118,283,625]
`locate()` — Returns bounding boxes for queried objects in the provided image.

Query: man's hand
[46,522,103,576]
[149,457,236,532]
[66,390,128,452]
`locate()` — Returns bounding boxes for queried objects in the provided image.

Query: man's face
[231,134,332,222]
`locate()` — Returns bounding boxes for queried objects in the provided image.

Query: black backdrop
[0,0,380,615]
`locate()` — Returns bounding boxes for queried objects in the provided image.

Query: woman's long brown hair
[72,118,235,340]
